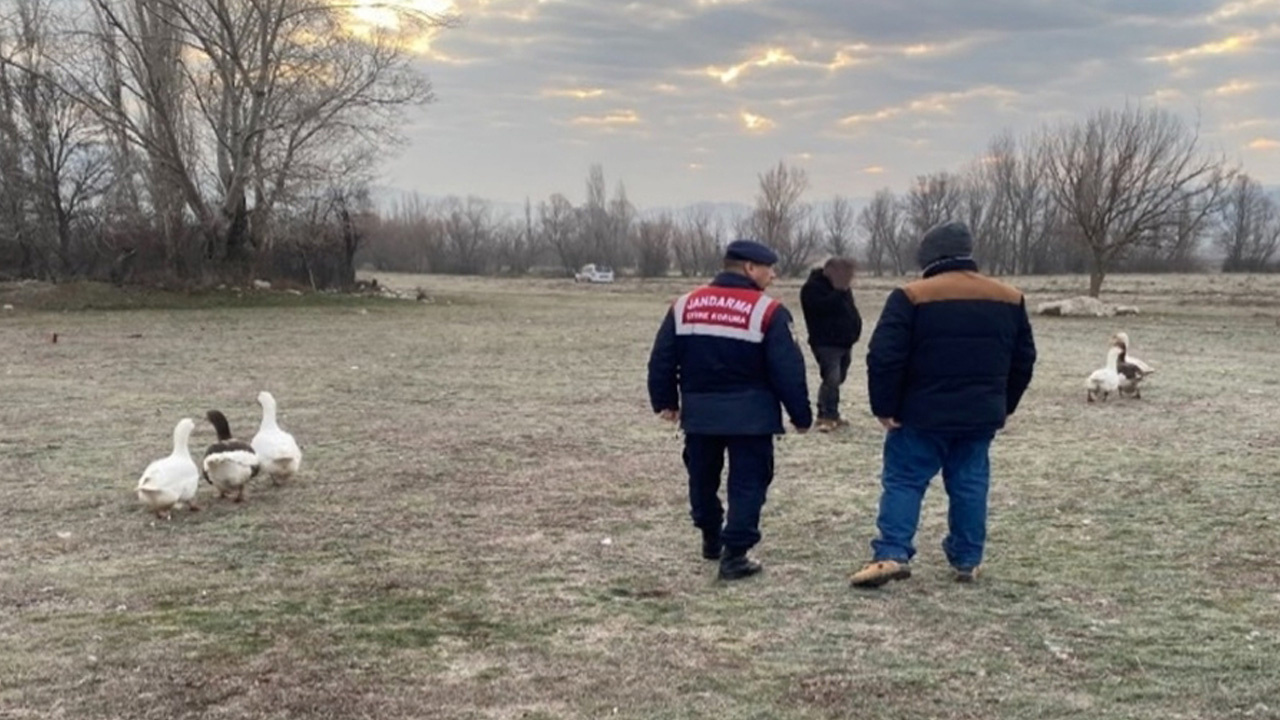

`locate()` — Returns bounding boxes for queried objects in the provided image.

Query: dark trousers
[811,345,852,421]
[682,433,775,551]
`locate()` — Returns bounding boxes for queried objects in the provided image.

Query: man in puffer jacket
[850,221,1036,588]
[800,258,862,431]
[648,239,812,581]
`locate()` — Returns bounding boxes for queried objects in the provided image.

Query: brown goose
[202,410,260,502]
[1109,333,1151,399]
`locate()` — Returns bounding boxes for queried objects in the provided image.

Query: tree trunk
[340,206,358,288]
[225,193,251,263]
[1088,252,1106,297]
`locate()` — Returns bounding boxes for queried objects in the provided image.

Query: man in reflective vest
[647,239,813,580]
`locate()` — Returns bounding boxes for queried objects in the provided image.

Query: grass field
[2,272,1279,719]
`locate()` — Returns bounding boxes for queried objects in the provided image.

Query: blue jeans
[870,426,995,570]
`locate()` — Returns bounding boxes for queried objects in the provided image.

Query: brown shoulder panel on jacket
[902,271,1023,306]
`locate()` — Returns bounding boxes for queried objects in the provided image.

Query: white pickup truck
[574,264,615,283]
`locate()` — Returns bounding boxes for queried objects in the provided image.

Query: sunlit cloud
[346,0,458,28]
[707,48,799,84]
[826,49,865,71]
[839,86,1018,126]
[379,0,1280,208]
[741,111,775,132]
[342,0,461,57]
[893,38,976,58]
[1148,32,1259,63]
[348,4,399,29]
[445,0,545,23]
[702,38,970,85]
[544,87,606,99]
[1212,79,1256,95]
[571,110,640,125]
[1208,0,1280,21]
[1150,88,1185,103]
[624,3,688,24]
[706,45,877,86]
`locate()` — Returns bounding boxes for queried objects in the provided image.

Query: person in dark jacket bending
[850,222,1036,588]
[800,258,862,431]
[647,239,813,581]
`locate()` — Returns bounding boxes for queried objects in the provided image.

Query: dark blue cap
[724,239,778,265]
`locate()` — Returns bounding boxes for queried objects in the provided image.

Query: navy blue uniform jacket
[866,259,1036,434]
[648,273,812,435]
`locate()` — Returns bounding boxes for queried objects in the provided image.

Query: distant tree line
[1,4,1274,301]
[0,0,450,288]
[363,106,1278,297]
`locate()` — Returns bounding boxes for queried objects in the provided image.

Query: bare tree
[17,0,109,276]
[1164,189,1220,270]
[1043,105,1231,296]
[857,189,902,276]
[607,179,635,269]
[823,195,855,257]
[30,0,450,278]
[1216,174,1280,272]
[0,0,110,278]
[900,171,963,269]
[748,161,812,276]
[792,213,823,274]
[441,196,495,275]
[541,192,583,275]
[961,169,996,269]
[1003,133,1056,274]
[496,197,541,275]
[633,215,673,278]
[356,192,426,272]
[672,205,723,277]
[578,164,631,269]
[0,13,38,276]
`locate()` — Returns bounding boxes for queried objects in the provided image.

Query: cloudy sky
[368,0,1280,209]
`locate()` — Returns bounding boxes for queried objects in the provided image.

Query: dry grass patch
[2,272,1279,719]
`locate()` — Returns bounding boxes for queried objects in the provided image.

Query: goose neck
[172,423,192,456]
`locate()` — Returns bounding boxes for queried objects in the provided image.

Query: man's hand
[877,417,901,430]
[658,409,679,423]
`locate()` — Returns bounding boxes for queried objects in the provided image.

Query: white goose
[1086,345,1123,403]
[136,418,201,519]
[252,391,302,484]
[202,410,260,502]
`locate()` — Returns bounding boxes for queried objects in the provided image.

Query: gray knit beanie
[917,221,974,270]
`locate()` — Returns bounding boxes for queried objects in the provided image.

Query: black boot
[718,548,762,580]
[701,529,722,560]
